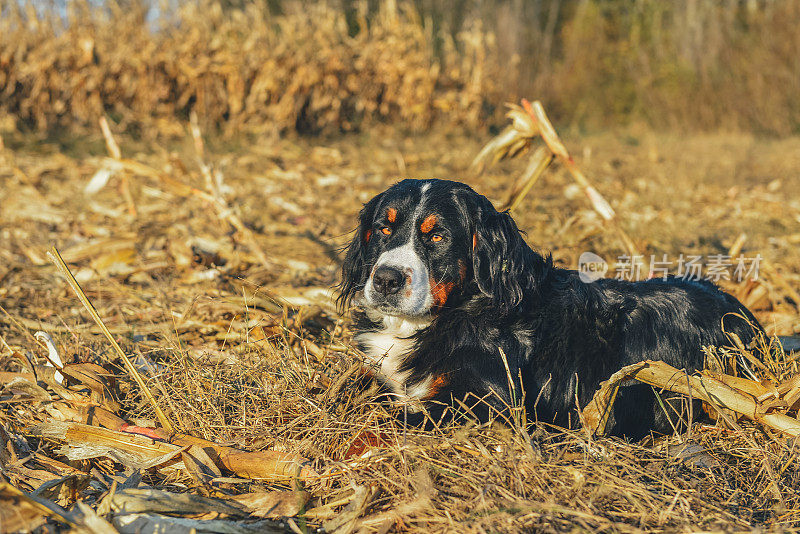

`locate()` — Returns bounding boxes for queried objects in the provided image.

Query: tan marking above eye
[386,208,397,223]
[420,214,437,233]
[380,226,392,235]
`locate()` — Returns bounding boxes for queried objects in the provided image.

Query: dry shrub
[0,0,500,136]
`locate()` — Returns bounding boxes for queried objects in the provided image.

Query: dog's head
[338,179,547,317]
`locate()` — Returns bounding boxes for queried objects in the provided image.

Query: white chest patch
[356,314,432,407]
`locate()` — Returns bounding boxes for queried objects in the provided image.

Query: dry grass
[1,118,800,531]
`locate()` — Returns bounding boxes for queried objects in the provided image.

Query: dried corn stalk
[30,421,318,482]
[582,360,800,437]
[473,99,637,257]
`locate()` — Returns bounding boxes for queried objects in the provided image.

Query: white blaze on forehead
[376,241,422,270]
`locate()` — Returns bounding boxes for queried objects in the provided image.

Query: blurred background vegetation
[2,0,799,138]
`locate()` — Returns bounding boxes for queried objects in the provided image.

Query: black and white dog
[339,179,764,439]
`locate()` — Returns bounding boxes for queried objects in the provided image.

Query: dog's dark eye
[380,226,392,236]
[430,233,444,243]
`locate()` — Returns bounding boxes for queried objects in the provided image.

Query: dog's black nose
[373,266,405,295]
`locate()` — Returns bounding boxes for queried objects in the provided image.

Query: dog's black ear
[470,196,547,313]
[337,193,382,312]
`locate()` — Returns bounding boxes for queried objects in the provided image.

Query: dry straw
[47,246,175,434]
[0,129,794,529]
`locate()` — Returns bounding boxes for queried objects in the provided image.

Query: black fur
[339,179,764,439]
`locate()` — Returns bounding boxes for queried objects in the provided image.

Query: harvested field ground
[1,126,800,532]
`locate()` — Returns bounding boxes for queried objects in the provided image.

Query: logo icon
[578,252,608,283]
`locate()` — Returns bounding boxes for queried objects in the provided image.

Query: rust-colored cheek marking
[386,208,397,223]
[430,278,455,308]
[420,214,437,233]
[424,374,449,399]
[364,229,372,243]
[472,233,477,250]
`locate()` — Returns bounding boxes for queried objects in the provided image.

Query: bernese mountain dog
[338,178,765,439]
